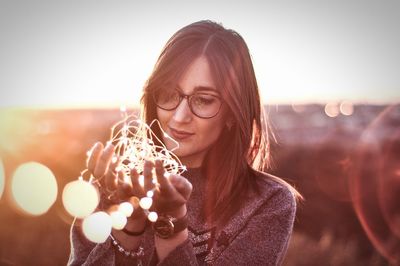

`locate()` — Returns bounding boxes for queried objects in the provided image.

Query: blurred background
[0,0,399,265]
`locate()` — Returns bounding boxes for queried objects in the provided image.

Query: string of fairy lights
[61,109,187,243]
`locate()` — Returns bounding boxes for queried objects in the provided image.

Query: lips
[168,127,194,141]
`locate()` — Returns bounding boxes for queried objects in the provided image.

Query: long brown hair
[141,20,299,225]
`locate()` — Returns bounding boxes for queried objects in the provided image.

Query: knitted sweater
[68,168,296,266]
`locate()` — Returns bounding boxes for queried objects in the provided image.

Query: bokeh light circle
[118,202,134,217]
[148,211,158,222]
[11,162,58,215]
[0,158,4,200]
[139,197,153,210]
[340,101,354,116]
[324,102,340,117]
[62,179,99,218]
[82,211,112,243]
[110,211,127,230]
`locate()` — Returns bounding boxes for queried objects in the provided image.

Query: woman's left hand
[138,159,192,218]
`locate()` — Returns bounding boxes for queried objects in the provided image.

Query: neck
[179,153,206,168]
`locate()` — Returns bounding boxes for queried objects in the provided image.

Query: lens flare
[0,158,4,200]
[110,211,127,230]
[11,162,58,215]
[62,179,99,218]
[350,104,400,263]
[82,211,112,243]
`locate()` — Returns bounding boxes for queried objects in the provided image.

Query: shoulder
[250,170,297,214]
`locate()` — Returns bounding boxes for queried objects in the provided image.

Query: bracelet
[122,226,146,236]
[109,234,145,259]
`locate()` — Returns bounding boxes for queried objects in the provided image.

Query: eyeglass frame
[152,88,224,119]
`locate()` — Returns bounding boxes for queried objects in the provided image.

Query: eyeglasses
[152,88,223,119]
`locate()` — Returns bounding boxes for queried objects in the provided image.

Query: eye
[192,94,217,106]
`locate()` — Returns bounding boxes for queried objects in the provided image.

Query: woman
[69,20,300,266]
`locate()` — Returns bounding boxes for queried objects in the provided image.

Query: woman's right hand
[86,141,147,225]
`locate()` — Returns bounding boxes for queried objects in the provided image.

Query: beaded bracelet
[109,234,145,259]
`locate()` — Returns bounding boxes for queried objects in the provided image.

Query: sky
[0,0,399,108]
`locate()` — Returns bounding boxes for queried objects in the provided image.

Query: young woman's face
[156,56,228,168]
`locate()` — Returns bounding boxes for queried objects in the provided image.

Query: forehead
[177,56,218,94]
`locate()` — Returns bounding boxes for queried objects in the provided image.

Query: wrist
[124,216,147,234]
[152,211,188,239]
[122,225,146,236]
[163,205,187,219]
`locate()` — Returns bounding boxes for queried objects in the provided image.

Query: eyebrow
[176,85,219,95]
[194,86,217,93]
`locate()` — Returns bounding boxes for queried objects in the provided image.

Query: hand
[86,141,146,221]
[138,159,192,218]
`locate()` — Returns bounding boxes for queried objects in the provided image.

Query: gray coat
[68,170,296,266]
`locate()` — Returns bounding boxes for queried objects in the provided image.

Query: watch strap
[152,212,188,239]
[171,213,188,234]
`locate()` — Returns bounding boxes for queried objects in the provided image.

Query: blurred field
[0,104,398,265]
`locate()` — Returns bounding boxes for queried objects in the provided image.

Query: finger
[169,174,192,200]
[104,168,117,191]
[155,160,174,195]
[130,168,145,197]
[117,171,132,200]
[87,142,104,175]
[93,143,115,178]
[143,160,155,194]
[104,156,119,191]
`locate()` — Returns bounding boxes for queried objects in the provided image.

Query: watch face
[153,217,174,238]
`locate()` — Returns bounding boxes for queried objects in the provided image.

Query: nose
[172,98,192,123]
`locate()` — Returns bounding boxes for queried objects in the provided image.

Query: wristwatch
[152,213,188,239]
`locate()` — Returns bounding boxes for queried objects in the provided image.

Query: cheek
[156,108,169,128]
[198,117,226,142]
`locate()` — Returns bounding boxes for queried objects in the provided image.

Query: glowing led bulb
[148,211,158,222]
[146,190,154,198]
[62,179,99,218]
[82,211,112,243]
[118,202,134,217]
[139,197,153,210]
[110,211,127,230]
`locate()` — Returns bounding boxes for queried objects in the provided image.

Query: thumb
[169,175,192,200]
